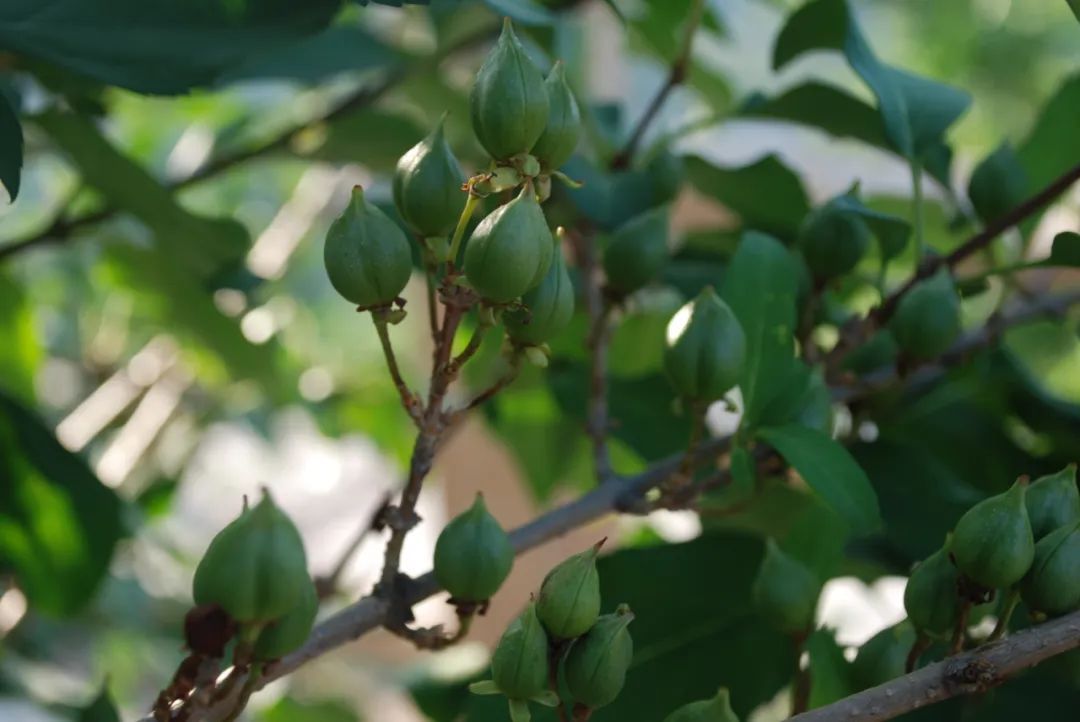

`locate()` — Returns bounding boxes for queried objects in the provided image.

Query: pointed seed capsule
[393,115,467,238]
[751,539,821,634]
[564,605,634,709]
[491,602,550,700]
[434,493,515,602]
[464,185,553,303]
[603,206,670,295]
[951,479,1035,589]
[1020,522,1080,616]
[505,234,575,346]
[1025,464,1080,541]
[798,204,872,279]
[889,269,962,359]
[531,62,581,171]
[663,287,747,403]
[903,540,961,639]
[253,577,318,661]
[193,491,309,623]
[536,541,603,639]
[470,19,550,160]
[662,687,740,722]
[323,187,413,309]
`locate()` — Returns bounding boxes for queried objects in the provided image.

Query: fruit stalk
[989,588,1021,642]
[373,311,423,425]
[447,188,483,270]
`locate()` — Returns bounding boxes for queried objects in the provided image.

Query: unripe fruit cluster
[899,465,1080,667]
[471,542,634,721]
[190,492,317,662]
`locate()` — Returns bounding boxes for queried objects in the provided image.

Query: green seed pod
[470,18,550,160]
[851,622,916,690]
[1020,522,1080,616]
[798,205,872,279]
[751,539,820,634]
[253,577,318,661]
[393,116,467,238]
[193,492,309,623]
[951,479,1035,589]
[903,541,961,639]
[464,185,553,303]
[505,237,575,346]
[1025,464,1080,541]
[662,688,740,722]
[603,206,670,295]
[531,62,581,171]
[564,605,634,709]
[536,542,602,639]
[889,269,962,359]
[841,329,898,375]
[663,287,747,403]
[324,187,413,309]
[491,602,550,700]
[433,493,515,602]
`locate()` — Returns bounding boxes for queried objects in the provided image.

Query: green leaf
[685,155,810,241]
[1049,231,1080,267]
[0,390,124,616]
[586,533,793,721]
[305,109,425,173]
[0,89,21,200]
[33,109,248,277]
[1018,72,1080,190]
[630,0,726,62]
[758,423,882,535]
[967,143,1029,226]
[1069,0,1080,22]
[1005,320,1080,405]
[740,81,887,149]
[806,629,855,708]
[0,273,40,404]
[0,1,343,94]
[773,0,969,162]
[720,231,799,426]
[77,688,121,722]
[482,0,556,26]
[217,24,399,85]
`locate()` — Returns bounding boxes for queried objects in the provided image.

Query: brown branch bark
[788,609,1080,722]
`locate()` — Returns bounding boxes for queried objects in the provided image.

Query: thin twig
[314,492,392,599]
[459,355,522,414]
[372,312,423,425]
[610,0,707,169]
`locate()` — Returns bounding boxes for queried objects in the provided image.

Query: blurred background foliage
[0,1,1078,721]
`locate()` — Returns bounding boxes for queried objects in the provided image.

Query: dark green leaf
[593,533,793,720]
[0,390,123,616]
[218,25,398,84]
[1019,72,1080,190]
[0,0,342,94]
[967,143,1028,226]
[740,81,887,149]
[482,0,556,26]
[806,629,854,708]
[305,109,425,173]
[1049,231,1080,267]
[773,0,969,161]
[34,109,248,277]
[685,155,810,241]
[758,423,882,535]
[0,89,21,200]
[77,688,121,722]
[720,231,799,425]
